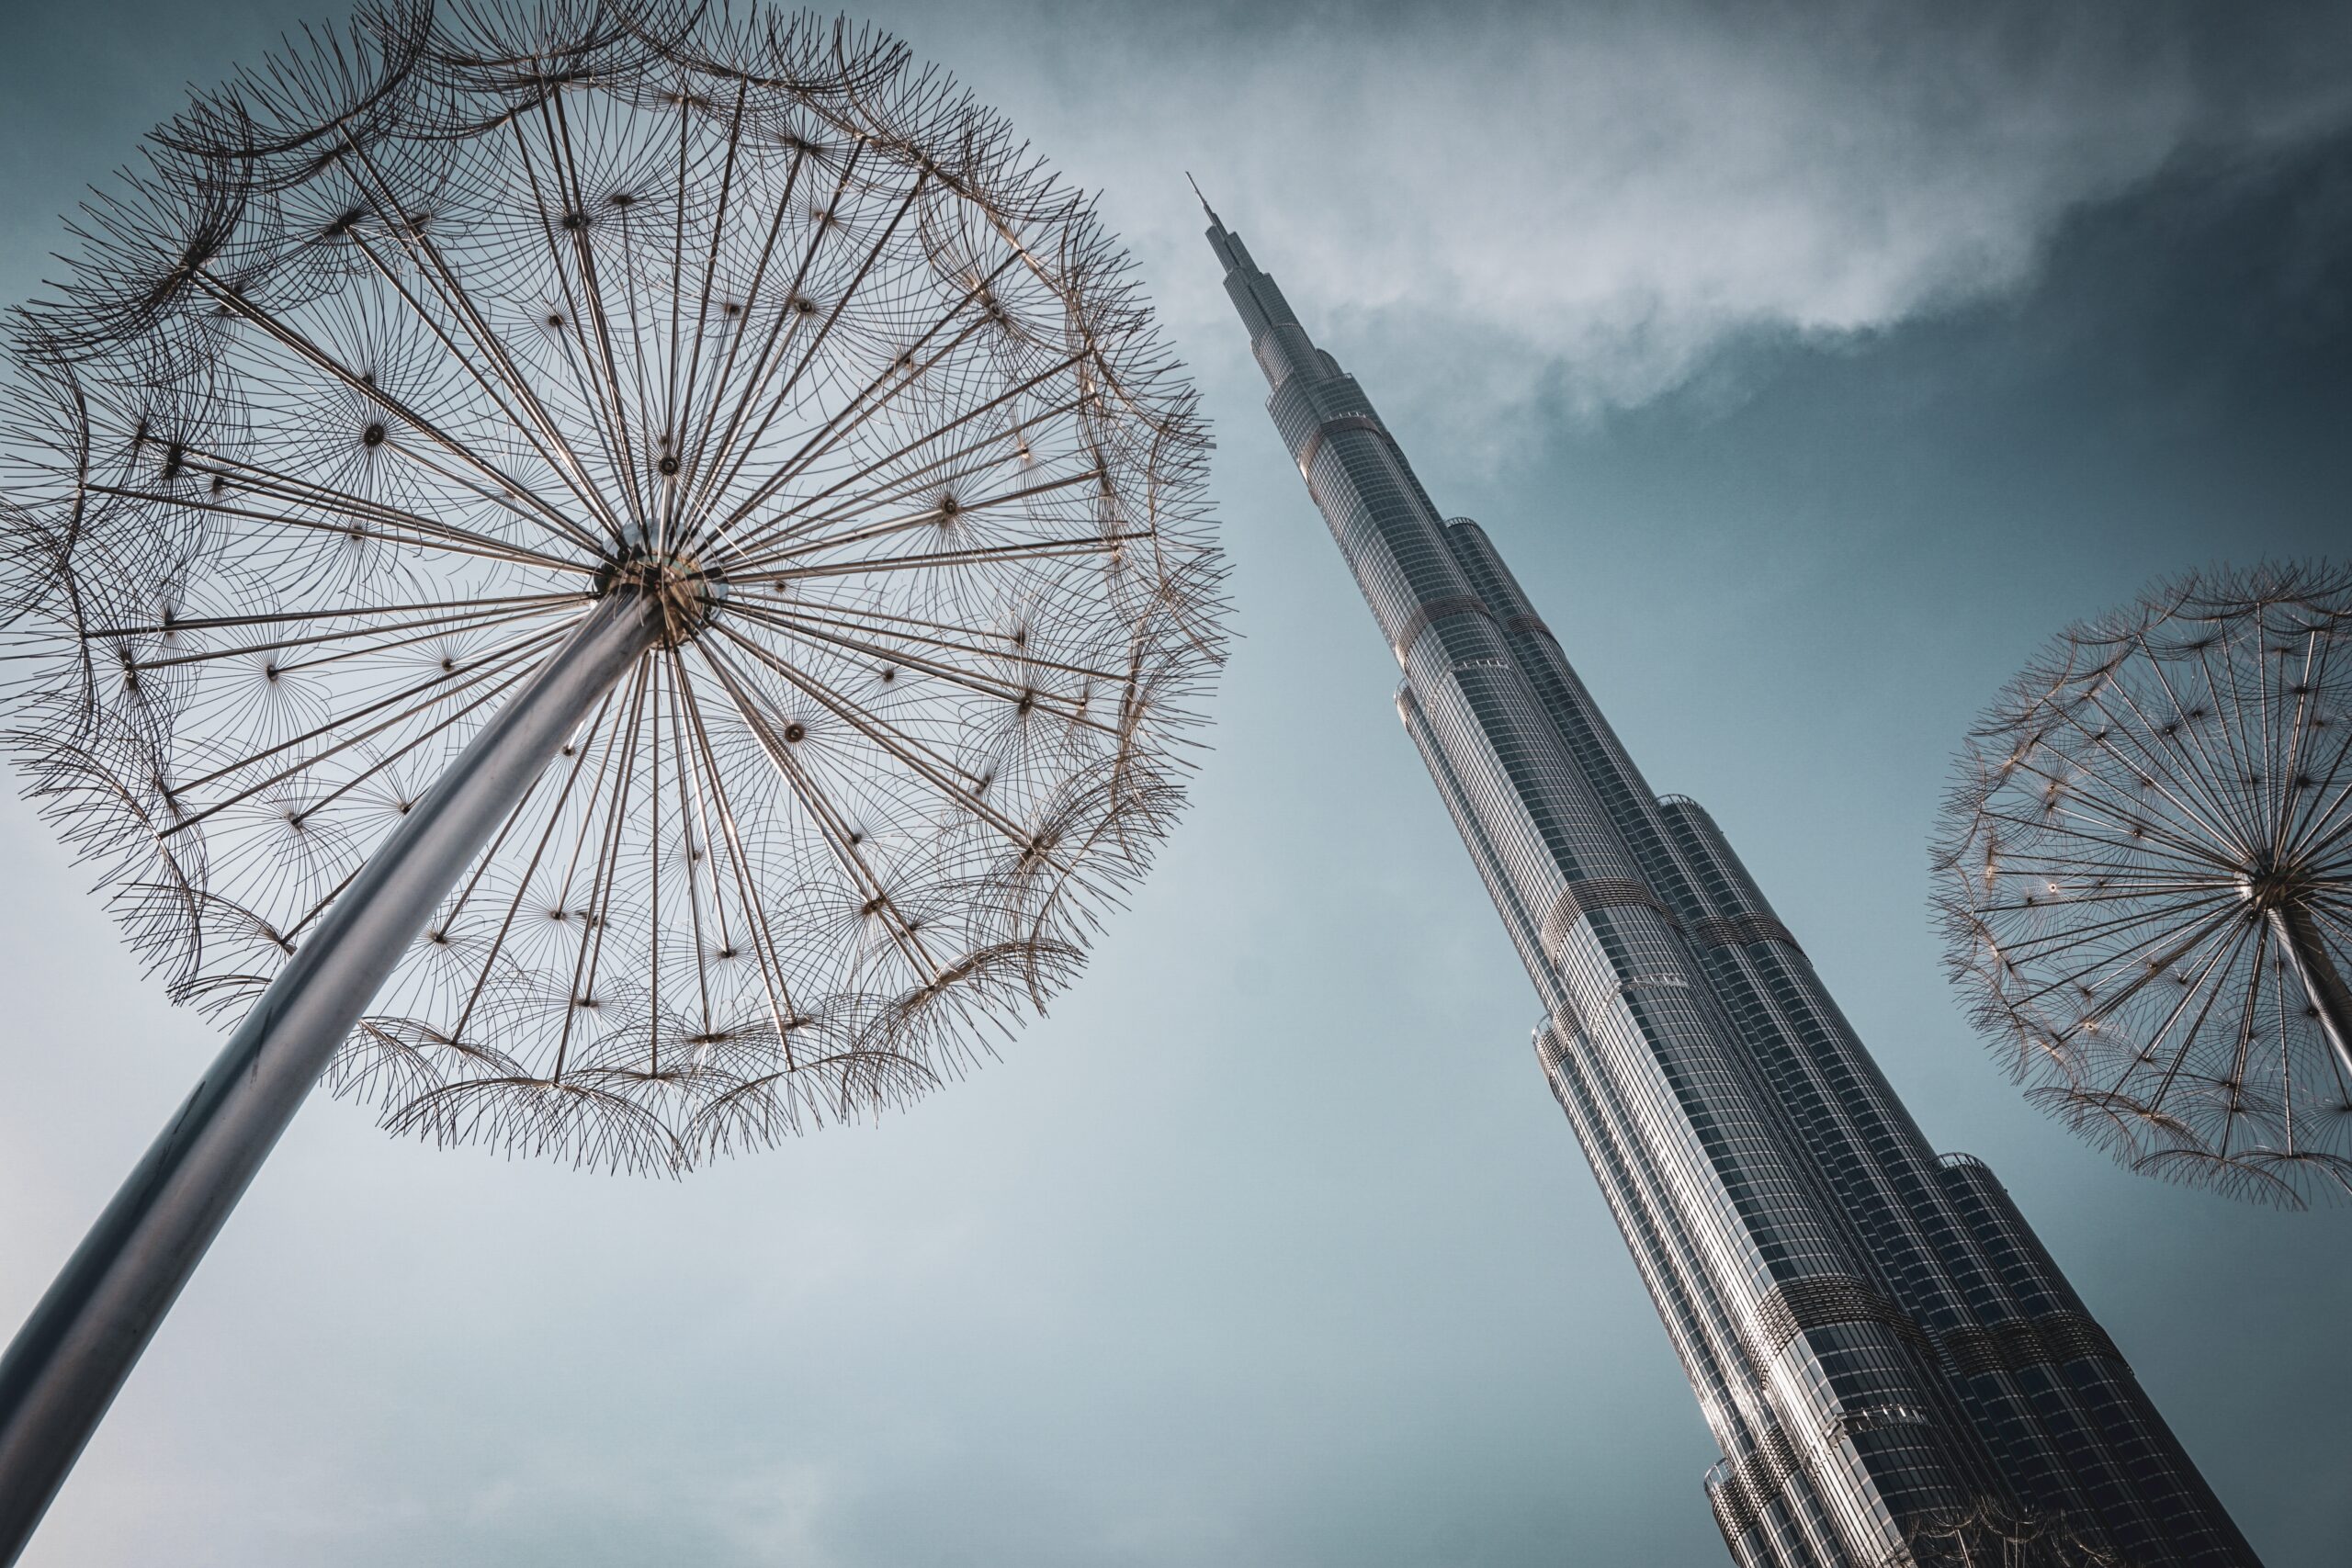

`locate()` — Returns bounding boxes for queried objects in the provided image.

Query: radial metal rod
[0,587,663,1562]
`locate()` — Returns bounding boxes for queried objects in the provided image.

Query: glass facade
[1205,216,2258,1567]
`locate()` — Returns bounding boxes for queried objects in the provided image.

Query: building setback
[1203,207,2258,1567]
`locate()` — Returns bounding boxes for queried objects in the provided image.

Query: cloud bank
[904,0,2352,426]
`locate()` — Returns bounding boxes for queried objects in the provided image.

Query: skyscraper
[1203,206,2259,1567]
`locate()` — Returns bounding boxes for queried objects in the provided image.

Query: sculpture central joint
[594,531,728,647]
[2234,854,2312,913]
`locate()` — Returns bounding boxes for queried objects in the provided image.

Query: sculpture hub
[596,537,727,646]
[2234,856,2311,913]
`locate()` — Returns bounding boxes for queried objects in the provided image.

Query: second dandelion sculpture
[1937,565,2352,1206]
[0,3,1222,1551]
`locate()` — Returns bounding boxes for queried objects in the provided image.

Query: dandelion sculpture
[1936,565,2352,1206]
[0,3,1222,1550]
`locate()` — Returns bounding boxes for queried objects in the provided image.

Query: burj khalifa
[1203,205,2258,1566]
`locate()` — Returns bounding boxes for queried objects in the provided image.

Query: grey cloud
[887,1,2352,434]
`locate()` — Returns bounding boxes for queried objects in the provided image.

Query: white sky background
[0,3,2348,1565]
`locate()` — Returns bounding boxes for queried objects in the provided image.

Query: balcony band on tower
[1204,204,2258,1567]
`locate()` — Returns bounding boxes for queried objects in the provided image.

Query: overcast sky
[1,3,2348,1565]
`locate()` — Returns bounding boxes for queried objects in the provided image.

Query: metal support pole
[0,587,662,1562]
[2267,902,2352,1086]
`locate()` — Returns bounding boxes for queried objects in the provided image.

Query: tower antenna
[1186,171,1221,227]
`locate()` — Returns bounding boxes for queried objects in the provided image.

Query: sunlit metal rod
[2267,901,2352,1083]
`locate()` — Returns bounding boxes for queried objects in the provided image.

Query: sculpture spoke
[551,660,654,1081]
[129,598,582,674]
[691,172,931,532]
[668,646,802,1066]
[706,347,1089,549]
[159,619,581,831]
[723,392,1086,562]
[697,248,1026,546]
[698,628,1067,864]
[699,640,943,976]
[449,679,628,1044]
[191,272,597,553]
[341,221,625,547]
[720,607,1120,736]
[758,530,1150,586]
[684,142,856,522]
[743,596,1127,685]
[731,467,1107,577]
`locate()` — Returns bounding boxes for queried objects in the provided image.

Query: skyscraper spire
[1204,209,2259,1567]
[1186,171,1221,228]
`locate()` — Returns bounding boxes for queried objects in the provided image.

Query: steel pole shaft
[0,588,661,1560]
[2268,902,2352,1085]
